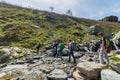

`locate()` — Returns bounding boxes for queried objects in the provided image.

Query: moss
[110,57,120,62]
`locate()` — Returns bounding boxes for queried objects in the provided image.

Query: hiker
[53,39,59,57]
[35,42,41,54]
[98,32,109,65]
[68,40,76,64]
[57,40,65,60]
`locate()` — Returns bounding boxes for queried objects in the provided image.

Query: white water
[84,47,90,52]
[112,41,119,50]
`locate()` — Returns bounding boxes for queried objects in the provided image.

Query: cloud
[1,0,120,20]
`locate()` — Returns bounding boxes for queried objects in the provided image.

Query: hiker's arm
[101,40,104,51]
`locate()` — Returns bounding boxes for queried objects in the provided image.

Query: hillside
[0,2,120,48]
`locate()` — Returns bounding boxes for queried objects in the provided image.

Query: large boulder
[101,69,120,80]
[87,25,112,37]
[76,62,106,78]
[110,61,120,74]
[0,49,10,63]
[47,69,67,80]
[24,70,47,80]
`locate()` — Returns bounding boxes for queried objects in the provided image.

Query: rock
[24,70,46,80]
[45,49,54,57]
[47,69,67,80]
[87,25,112,37]
[33,55,41,60]
[10,47,21,53]
[110,50,120,54]
[101,69,120,80]
[113,31,120,45]
[76,62,106,78]
[14,60,27,64]
[0,49,10,63]
[73,69,86,80]
[115,54,120,58]
[62,48,69,56]
[0,63,7,68]
[2,48,10,54]
[110,61,120,74]
[39,64,54,74]
[0,72,6,79]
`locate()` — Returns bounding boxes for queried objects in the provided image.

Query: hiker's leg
[71,51,76,63]
[99,50,104,64]
[104,49,109,65]
[37,48,39,54]
[60,50,63,60]
[68,51,71,62]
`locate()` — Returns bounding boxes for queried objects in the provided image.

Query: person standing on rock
[53,39,59,57]
[68,40,76,64]
[35,42,41,54]
[57,40,65,60]
[98,32,109,65]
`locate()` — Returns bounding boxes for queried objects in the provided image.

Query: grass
[110,57,120,62]
[0,2,120,49]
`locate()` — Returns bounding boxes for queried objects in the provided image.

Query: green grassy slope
[0,2,120,48]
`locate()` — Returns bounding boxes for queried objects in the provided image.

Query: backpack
[104,37,111,49]
[59,43,65,50]
[105,38,111,53]
[71,42,76,51]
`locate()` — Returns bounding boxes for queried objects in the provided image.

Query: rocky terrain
[0,46,120,80]
[0,2,120,80]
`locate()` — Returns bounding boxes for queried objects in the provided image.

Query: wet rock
[47,69,67,80]
[101,69,120,80]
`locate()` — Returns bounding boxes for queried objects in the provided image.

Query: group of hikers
[35,32,110,65]
[52,39,76,64]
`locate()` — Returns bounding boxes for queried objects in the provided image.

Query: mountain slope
[0,2,120,48]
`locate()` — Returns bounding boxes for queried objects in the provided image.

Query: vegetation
[101,15,119,22]
[110,57,120,62]
[0,2,120,49]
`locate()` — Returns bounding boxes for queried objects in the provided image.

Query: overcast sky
[0,0,120,20]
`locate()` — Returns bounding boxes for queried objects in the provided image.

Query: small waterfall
[112,41,119,50]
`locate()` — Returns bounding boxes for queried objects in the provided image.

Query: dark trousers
[53,47,57,57]
[37,48,39,54]
[68,50,76,63]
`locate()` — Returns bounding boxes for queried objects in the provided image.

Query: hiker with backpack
[53,39,59,57]
[57,40,65,60]
[68,40,76,64]
[98,32,109,65]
